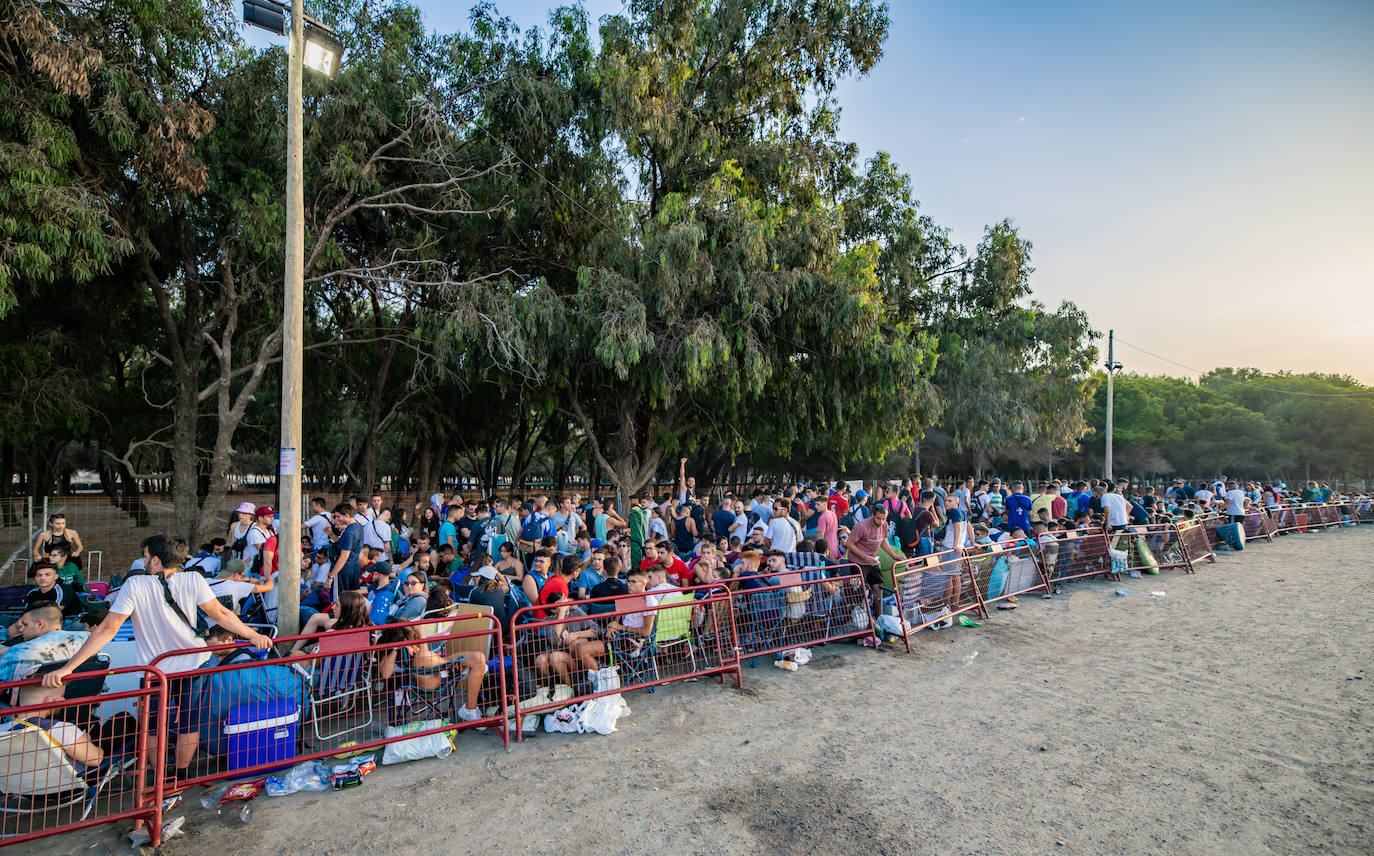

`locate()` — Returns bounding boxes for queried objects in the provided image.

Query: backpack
[518,514,544,553]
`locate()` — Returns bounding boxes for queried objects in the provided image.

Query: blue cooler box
[224,698,299,775]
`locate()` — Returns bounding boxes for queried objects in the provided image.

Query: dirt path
[41,527,1374,855]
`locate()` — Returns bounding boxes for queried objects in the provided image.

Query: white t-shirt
[311,560,331,585]
[764,516,799,553]
[1100,493,1131,527]
[241,524,271,568]
[729,513,749,542]
[184,552,222,576]
[206,578,257,626]
[1193,489,1214,506]
[1224,489,1247,516]
[108,573,214,675]
[305,512,333,551]
[361,517,392,552]
[649,516,670,543]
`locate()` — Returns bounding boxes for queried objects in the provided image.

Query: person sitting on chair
[605,567,654,652]
[0,685,104,776]
[0,604,88,683]
[376,624,484,723]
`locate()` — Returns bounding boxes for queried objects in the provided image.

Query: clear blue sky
[262,1,1374,381]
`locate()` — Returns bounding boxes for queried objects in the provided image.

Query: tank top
[43,531,72,555]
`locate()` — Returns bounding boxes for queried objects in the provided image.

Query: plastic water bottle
[773,659,798,671]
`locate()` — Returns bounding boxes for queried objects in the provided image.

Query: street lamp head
[303,23,344,77]
[242,0,285,35]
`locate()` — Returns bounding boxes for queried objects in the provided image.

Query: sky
[255,0,1374,382]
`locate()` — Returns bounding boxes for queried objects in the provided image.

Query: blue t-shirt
[1006,493,1033,532]
[438,520,458,548]
[335,521,363,590]
[575,566,605,597]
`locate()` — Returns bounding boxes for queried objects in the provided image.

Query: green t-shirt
[54,561,85,590]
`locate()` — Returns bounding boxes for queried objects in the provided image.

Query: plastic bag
[265,761,332,796]
[589,665,621,694]
[542,704,584,734]
[789,647,812,665]
[381,720,453,765]
[581,695,630,734]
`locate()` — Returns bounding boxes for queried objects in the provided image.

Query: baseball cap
[589,538,605,549]
[473,566,498,580]
[254,506,276,517]
[854,489,868,498]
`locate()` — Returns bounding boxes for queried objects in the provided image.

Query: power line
[1114,337,1374,398]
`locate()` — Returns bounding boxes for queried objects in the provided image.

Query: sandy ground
[34,526,1374,856]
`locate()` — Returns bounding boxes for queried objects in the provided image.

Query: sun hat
[235,501,255,515]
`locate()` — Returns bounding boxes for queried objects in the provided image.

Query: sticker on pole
[279,446,297,476]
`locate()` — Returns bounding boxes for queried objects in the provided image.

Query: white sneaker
[456,706,481,723]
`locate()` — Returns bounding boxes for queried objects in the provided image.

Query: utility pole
[1104,329,1122,482]
[277,0,305,638]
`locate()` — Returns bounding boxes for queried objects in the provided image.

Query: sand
[35,526,1374,856]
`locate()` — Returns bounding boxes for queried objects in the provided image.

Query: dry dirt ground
[36,526,1374,856]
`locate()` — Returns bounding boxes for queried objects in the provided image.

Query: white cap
[473,566,498,581]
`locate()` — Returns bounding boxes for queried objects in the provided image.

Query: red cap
[254,506,276,517]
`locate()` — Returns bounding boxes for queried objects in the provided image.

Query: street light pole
[277,0,305,638]
[1104,329,1122,482]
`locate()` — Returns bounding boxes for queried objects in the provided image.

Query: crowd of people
[0,466,1362,808]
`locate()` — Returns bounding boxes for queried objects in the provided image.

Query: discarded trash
[215,779,265,825]
[773,659,798,672]
[1149,591,1167,598]
[1114,589,1132,597]
[128,816,185,848]
[266,761,332,796]
[1275,578,1285,583]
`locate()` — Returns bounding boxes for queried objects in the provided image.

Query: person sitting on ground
[0,684,103,776]
[290,591,373,655]
[18,562,83,624]
[0,604,88,683]
[376,623,484,722]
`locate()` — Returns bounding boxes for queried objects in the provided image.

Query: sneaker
[456,706,481,723]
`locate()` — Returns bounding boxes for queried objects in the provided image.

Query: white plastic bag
[589,665,621,693]
[789,647,812,665]
[542,704,584,734]
[381,720,453,765]
[581,695,631,735]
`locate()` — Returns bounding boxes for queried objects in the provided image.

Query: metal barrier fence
[966,540,1050,606]
[1037,530,1115,585]
[1311,504,1343,529]
[0,666,167,848]
[1175,520,1215,565]
[887,553,987,652]
[731,564,874,663]
[508,587,741,740]
[1198,513,1227,550]
[1243,509,1276,542]
[1353,500,1374,524]
[1110,523,1192,575]
[146,616,508,795]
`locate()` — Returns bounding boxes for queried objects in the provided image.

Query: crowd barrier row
[1,501,1364,847]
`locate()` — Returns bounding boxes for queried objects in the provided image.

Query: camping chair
[301,629,373,743]
[0,721,137,825]
[396,655,470,724]
[438,605,498,709]
[650,593,698,677]
[11,656,112,741]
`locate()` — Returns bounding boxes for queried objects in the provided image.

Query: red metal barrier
[1312,504,1343,529]
[965,540,1050,605]
[1352,499,1374,524]
[1242,509,1276,542]
[1036,529,1115,585]
[1175,519,1215,565]
[730,564,875,663]
[146,614,507,797]
[0,666,168,848]
[1110,523,1193,575]
[1270,505,1300,534]
[1197,513,1228,550]
[508,586,741,740]
[887,553,986,652]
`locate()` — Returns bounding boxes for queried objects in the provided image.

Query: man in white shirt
[1099,483,1131,532]
[1193,485,1215,508]
[763,504,800,553]
[361,506,393,555]
[1223,482,1248,523]
[240,506,275,570]
[43,534,271,787]
[304,497,334,553]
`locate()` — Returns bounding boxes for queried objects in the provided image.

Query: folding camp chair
[650,594,698,677]
[301,629,373,743]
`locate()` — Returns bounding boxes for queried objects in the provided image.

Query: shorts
[1230,514,1245,524]
[857,564,884,587]
[169,673,208,735]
